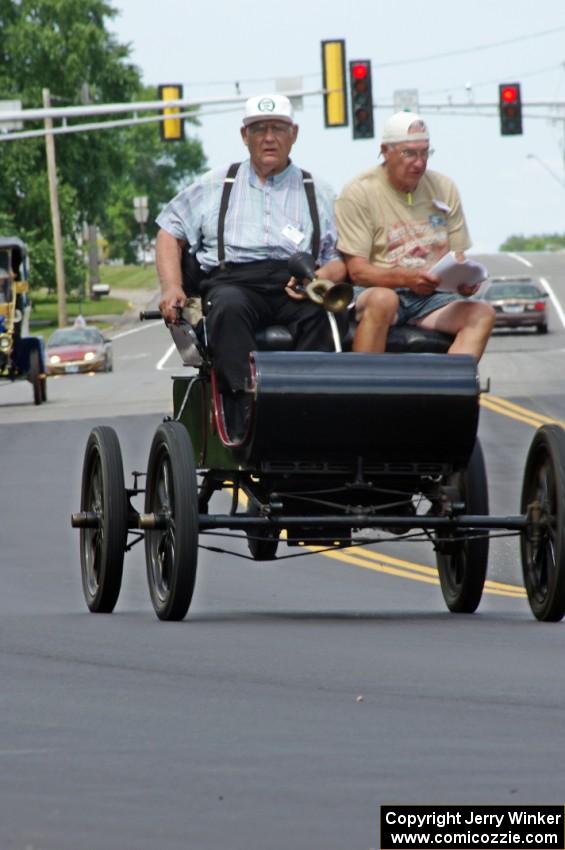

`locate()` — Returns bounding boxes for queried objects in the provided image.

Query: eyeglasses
[396,147,434,162]
[246,121,292,136]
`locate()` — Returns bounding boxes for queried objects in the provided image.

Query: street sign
[0,100,23,131]
[393,89,419,113]
[133,196,149,224]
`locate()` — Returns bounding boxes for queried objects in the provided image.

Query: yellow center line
[308,544,526,597]
[480,394,565,429]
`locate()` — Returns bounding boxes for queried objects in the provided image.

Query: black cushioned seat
[255,321,454,354]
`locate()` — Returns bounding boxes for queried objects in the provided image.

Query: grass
[29,264,156,334]
[99,263,157,289]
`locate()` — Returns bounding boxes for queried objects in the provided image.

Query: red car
[479,277,549,333]
[46,326,113,374]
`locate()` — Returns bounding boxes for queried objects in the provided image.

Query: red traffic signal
[351,62,369,81]
[500,84,519,103]
[349,59,374,140]
[498,82,522,136]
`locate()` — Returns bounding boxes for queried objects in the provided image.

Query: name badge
[282,223,305,246]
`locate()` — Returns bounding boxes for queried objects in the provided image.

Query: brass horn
[287,253,353,314]
[303,278,353,313]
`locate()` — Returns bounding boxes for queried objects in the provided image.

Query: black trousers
[201,260,337,393]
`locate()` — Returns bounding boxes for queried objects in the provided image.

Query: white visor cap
[381,111,430,144]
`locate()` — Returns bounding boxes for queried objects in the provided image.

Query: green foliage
[101,94,206,262]
[0,0,206,288]
[500,233,565,252]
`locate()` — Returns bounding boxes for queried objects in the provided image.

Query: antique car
[71,254,565,624]
[46,325,113,375]
[478,276,549,333]
[0,237,47,404]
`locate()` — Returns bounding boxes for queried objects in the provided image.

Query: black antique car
[0,237,47,404]
[71,255,565,624]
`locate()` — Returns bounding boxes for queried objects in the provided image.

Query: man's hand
[457,282,480,298]
[159,285,188,323]
[284,276,308,301]
[404,269,440,297]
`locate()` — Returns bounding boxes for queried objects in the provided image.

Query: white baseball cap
[242,94,294,126]
[381,111,430,144]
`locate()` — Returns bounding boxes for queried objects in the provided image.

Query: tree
[500,233,565,252]
[101,86,206,263]
[0,0,206,288]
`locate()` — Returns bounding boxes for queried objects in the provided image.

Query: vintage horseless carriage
[71,257,565,623]
[0,237,47,404]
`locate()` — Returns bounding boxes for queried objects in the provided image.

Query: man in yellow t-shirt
[335,112,495,359]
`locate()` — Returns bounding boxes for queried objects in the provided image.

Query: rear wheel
[246,501,280,560]
[537,323,548,334]
[29,349,42,405]
[436,440,489,613]
[80,426,127,613]
[520,425,565,622]
[145,422,199,621]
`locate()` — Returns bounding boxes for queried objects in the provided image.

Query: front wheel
[435,439,489,613]
[520,425,565,622]
[144,421,199,621]
[80,426,128,613]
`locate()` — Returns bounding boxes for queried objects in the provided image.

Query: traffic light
[158,84,184,141]
[321,40,348,127]
[349,60,374,139]
[498,83,522,136]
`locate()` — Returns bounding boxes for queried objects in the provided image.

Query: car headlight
[83,351,97,362]
[49,354,61,365]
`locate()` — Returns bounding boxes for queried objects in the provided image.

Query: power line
[176,24,565,90]
[375,24,565,68]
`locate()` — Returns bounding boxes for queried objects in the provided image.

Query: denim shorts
[353,286,458,325]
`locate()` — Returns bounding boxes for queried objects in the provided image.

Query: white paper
[429,252,488,294]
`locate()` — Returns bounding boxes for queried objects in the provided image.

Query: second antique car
[0,236,47,404]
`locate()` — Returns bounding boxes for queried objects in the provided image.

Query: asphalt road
[2,254,565,850]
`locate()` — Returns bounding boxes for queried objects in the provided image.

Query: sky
[108,0,565,253]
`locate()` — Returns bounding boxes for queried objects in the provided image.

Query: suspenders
[216,162,321,269]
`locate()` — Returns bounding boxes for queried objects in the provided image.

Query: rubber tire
[520,424,565,622]
[29,348,42,405]
[144,421,199,621]
[436,439,489,613]
[246,501,280,561]
[80,426,128,613]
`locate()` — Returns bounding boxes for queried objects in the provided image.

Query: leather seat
[255,319,454,354]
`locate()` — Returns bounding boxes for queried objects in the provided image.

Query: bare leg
[353,288,399,353]
[417,300,496,360]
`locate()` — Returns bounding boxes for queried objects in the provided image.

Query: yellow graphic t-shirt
[335,165,471,272]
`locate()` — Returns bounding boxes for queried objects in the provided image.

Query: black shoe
[223,390,249,441]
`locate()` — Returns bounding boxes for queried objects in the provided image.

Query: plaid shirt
[156,159,340,272]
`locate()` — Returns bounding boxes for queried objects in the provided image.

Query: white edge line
[111,322,162,340]
[539,276,565,330]
[109,320,179,369]
[508,252,533,268]
[157,343,177,370]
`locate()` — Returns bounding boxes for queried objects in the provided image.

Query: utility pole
[81,83,100,295]
[42,88,67,328]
